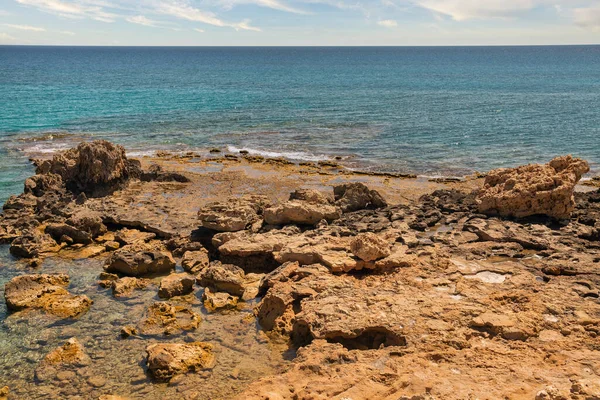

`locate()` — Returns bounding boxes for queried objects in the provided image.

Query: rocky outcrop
[477,156,590,219]
[137,302,201,336]
[349,232,391,261]
[145,342,215,382]
[35,140,140,197]
[334,183,387,213]
[158,273,195,298]
[4,274,92,318]
[264,189,342,226]
[9,233,59,259]
[198,195,270,232]
[105,244,175,276]
[181,249,210,274]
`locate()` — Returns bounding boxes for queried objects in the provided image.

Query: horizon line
[1,44,600,48]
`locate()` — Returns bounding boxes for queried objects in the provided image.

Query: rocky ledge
[1,141,599,399]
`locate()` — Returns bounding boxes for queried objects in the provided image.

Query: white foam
[226,145,332,162]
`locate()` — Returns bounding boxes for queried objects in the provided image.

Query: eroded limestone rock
[145,342,215,382]
[198,195,270,232]
[105,244,175,276]
[350,232,391,262]
[137,302,201,336]
[158,273,195,298]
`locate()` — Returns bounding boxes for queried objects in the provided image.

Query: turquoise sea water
[1,45,600,202]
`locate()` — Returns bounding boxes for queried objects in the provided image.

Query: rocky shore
[1,140,599,399]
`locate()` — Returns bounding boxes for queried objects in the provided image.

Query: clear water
[1,45,600,202]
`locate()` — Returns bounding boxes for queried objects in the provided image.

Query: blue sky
[1,0,599,45]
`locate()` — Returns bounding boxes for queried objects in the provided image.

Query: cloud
[217,0,308,14]
[377,19,397,28]
[0,32,17,43]
[0,10,11,16]
[3,23,46,31]
[574,6,600,28]
[126,15,160,27]
[156,1,261,31]
[59,30,75,35]
[193,27,204,32]
[415,0,544,21]
[15,0,117,22]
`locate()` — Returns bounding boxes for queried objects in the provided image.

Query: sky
[0,0,599,45]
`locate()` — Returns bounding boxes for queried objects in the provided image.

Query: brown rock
[112,277,150,298]
[145,342,215,382]
[66,208,107,238]
[349,232,391,261]
[158,273,195,298]
[45,223,92,245]
[477,155,590,219]
[202,288,239,312]
[264,200,342,226]
[334,183,387,213]
[105,245,175,276]
[181,249,210,274]
[35,338,91,382]
[197,261,246,297]
[0,386,7,400]
[4,274,92,318]
[137,302,201,336]
[198,195,270,232]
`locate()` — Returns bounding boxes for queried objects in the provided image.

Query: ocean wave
[226,146,332,162]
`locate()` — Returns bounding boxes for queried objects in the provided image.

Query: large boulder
[264,189,341,226]
[4,274,92,318]
[334,183,387,213]
[198,195,271,232]
[477,156,590,219]
[145,342,215,382]
[35,140,140,197]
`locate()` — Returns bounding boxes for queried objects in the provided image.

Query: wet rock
[112,277,150,298]
[181,249,210,274]
[105,245,175,276]
[4,274,92,318]
[263,200,341,226]
[167,237,205,258]
[477,155,590,219]
[35,338,91,382]
[333,183,387,213]
[145,342,215,382]
[38,140,140,197]
[137,302,201,336]
[9,233,59,259]
[66,209,107,238]
[198,195,270,232]
[349,232,391,261]
[158,273,195,298]
[202,288,239,312]
[197,261,246,297]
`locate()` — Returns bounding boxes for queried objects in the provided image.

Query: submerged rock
[145,342,215,382]
[4,274,92,318]
[34,338,91,382]
[477,155,590,219]
[137,302,201,336]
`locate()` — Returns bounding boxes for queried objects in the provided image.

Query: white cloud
[59,30,75,35]
[156,1,261,31]
[574,6,600,28]
[194,27,205,32]
[0,32,17,43]
[3,23,46,31]
[218,0,308,14]
[126,15,159,27]
[15,0,117,22]
[416,0,544,21]
[377,19,397,28]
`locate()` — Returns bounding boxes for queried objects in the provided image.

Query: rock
[198,195,270,232]
[349,232,391,261]
[145,342,215,382]
[87,376,107,388]
[38,140,140,197]
[45,223,92,245]
[105,241,120,251]
[112,277,150,298]
[181,249,210,274]
[464,218,550,250]
[333,183,387,213]
[4,274,92,318]
[202,288,239,312]
[105,245,175,276]
[66,209,107,238]
[114,228,156,245]
[470,312,530,341]
[35,338,91,382]
[137,302,201,336]
[197,261,246,297]
[158,273,195,298]
[120,325,138,338]
[477,155,590,219]
[9,233,59,259]
[263,200,342,226]
[289,189,332,204]
[167,237,205,257]
[23,173,64,197]
[0,386,7,400]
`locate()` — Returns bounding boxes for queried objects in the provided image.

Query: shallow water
[0,246,289,399]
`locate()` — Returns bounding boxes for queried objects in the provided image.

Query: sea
[1,45,600,203]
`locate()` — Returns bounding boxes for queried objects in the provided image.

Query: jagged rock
[202,288,239,312]
[198,195,271,232]
[140,164,190,183]
[464,218,550,250]
[471,312,531,341]
[9,231,59,259]
[114,228,156,245]
[166,237,205,257]
[181,249,210,274]
[45,223,92,245]
[158,273,195,298]
[197,261,246,296]
[66,209,107,238]
[34,338,91,382]
[111,277,150,298]
[23,173,64,197]
[289,189,333,204]
[333,183,387,213]
[36,140,140,197]
[350,232,391,261]
[105,244,175,276]
[264,201,341,226]
[4,274,92,318]
[2,193,37,210]
[477,156,590,219]
[145,342,215,382]
[137,302,201,336]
